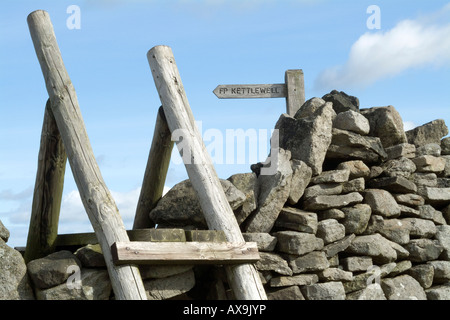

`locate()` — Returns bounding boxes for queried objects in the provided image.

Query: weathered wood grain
[147,45,267,300]
[285,69,305,116]
[111,241,260,265]
[133,106,173,229]
[213,84,286,99]
[24,100,67,263]
[27,10,146,300]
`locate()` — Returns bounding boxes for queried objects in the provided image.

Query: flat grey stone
[267,285,305,300]
[242,232,277,252]
[0,220,10,243]
[270,274,319,287]
[0,239,34,300]
[326,128,387,164]
[333,109,370,135]
[323,234,355,258]
[289,251,330,274]
[394,193,425,207]
[418,187,450,205]
[427,261,450,284]
[342,177,365,193]
[346,283,387,300]
[407,264,434,289]
[317,268,353,282]
[385,143,416,160]
[316,219,345,245]
[416,143,441,157]
[288,160,312,204]
[435,225,450,260]
[404,239,444,262]
[274,207,318,234]
[363,189,401,218]
[406,119,449,147]
[367,176,417,194]
[342,256,373,272]
[380,157,416,178]
[301,281,346,300]
[341,203,371,235]
[337,160,371,179]
[381,275,427,300]
[345,234,397,264]
[360,105,407,148]
[255,252,292,276]
[426,283,450,300]
[274,231,323,256]
[303,183,343,199]
[310,168,350,184]
[276,102,334,175]
[302,192,363,211]
[144,269,195,300]
[36,268,111,300]
[322,90,359,114]
[246,148,293,233]
[27,250,82,290]
[413,155,446,173]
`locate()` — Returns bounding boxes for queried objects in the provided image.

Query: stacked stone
[143,91,450,300]
[2,90,450,300]
[240,91,450,300]
[0,221,34,300]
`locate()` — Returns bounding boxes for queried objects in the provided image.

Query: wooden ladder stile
[145,45,267,300]
[26,10,147,300]
[25,10,265,301]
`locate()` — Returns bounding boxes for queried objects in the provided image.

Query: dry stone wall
[1,90,450,300]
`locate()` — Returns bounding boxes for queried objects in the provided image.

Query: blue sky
[1,0,450,247]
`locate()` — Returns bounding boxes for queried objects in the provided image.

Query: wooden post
[133,106,173,229]
[27,10,147,300]
[147,45,267,300]
[24,99,67,263]
[285,69,305,116]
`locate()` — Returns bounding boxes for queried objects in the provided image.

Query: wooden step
[111,241,260,265]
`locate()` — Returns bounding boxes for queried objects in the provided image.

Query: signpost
[213,69,305,116]
[213,84,286,99]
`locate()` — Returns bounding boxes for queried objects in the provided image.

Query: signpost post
[213,69,305,116]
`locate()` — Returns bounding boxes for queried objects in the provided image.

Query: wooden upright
[27,10,147,300]
[147,45,267,300]
[133,106,173,229]
[24,100,67,263]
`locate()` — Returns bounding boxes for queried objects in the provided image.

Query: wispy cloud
[2,185,172,247]
[315,4,450,90]
[0,187,33,201]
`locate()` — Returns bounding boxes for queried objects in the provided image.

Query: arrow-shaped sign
[213,84,287,99]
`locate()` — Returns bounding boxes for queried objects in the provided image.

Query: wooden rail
[147,45,267,300]
[27,10,147,300]
[111,241,260,265]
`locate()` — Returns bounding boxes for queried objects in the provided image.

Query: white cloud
[403,121,418,131]
[59,186,172,231]
[2,185,173,247]
[315,4,450,90]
